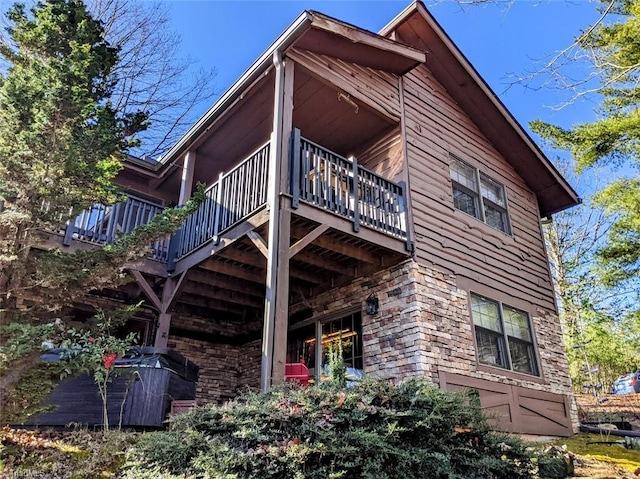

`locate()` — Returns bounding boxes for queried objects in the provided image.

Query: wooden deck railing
[290,129,410,247]
[62,196,169,261]
[173,141,270,261]
[58,132,409,267]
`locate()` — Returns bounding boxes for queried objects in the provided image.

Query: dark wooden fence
[62,196,169,261]
[290,129,409,244]
[174,141,270,260]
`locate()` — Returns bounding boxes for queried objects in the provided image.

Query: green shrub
[124,379,535,479]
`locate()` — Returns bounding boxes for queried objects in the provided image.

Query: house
[51,1,580,436]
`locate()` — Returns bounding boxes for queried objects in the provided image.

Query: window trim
[469,292,540,377]
[288,307,363,382]
[450,155,512,235]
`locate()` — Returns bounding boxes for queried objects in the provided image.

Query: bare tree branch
[87,0,217,159]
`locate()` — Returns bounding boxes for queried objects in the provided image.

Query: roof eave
[380,1,580,216]
[157,11,314,168]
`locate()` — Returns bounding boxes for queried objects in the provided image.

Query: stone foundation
[167,313,261,403]
[293,258,579,433]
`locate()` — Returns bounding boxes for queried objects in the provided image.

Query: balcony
[291,130,408,243]
[58,131,410,278]
[61,195,169,262]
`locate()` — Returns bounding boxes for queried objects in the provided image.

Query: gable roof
[154,10,424,174]
[135,2,578,218]
[380,1,579,217]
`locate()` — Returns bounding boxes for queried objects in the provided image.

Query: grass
[553,432,640,474]
[2,428,640,478]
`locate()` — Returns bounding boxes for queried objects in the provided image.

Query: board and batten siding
[402,64,556,311]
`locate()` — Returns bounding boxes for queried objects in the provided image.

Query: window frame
[287,308,363,382]
[449,155,512,235]
[470,293,540,377]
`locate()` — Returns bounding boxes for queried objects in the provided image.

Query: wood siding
[402,64,556,310]
[440,371,573,436]
[355,127,403,182]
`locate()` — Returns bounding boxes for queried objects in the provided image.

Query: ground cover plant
[123,378,535,479]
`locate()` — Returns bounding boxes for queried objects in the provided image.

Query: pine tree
[531,0,640,290]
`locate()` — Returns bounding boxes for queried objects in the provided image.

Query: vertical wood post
[152,273,187,349]
[350,156,360,232]
[291,128,301,209]
[154,312,172,349]
[261,52,294,391]
[212,172,224,244]
[398,77,416,253]
[179,151,196,205]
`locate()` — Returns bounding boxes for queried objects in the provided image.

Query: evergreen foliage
[0,0,204,422]
[531,0,640,291]
[124,380,535,479]
[0,0,204,317]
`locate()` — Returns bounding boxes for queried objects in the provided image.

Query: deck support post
[398,77,415,253]
[261,51,294,391]
[130,269,187,349]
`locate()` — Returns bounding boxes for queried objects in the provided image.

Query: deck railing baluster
[173,141,270,259]
[294,135,409,245]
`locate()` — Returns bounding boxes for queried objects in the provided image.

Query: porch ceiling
[191,73,276,187]
[167,215,407,323]
[293,67,395,155]
[179,65,396,190]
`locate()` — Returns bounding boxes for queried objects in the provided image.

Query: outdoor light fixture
[365,294,379,315]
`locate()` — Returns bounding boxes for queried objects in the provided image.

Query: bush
[124,379,535,479]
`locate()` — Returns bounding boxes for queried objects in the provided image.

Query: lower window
[470,294,538,376]
[287,311,363,382]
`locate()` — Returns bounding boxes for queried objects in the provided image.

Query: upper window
[470,293,539,376]
[449,156,511,234]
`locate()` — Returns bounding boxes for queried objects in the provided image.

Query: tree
[87,0,217,158]
[531,0,640,294]
[0,0,204,422]
[542,160,639,391]
[0,0,143,313]
[0,0,216,159]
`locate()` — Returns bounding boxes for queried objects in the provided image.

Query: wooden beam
[398,76,416,252]
[287,48,399,122]
[154,272,187,348]
[290,221,380,265]
[218,247,267,269]
[155,313,172,348]
[261,52,293,391]
[290,249,356,277]
[289,224,329,258]
[310,13,426,65]
[288,264,327,286]
[182,282,264,308]
[199,259,265,284]
[188,270,265,297]
[291,203,408,259]
[162,272,188,312]
[247,230,269,259]
[172,208,270,275]
[177,293,251,316]
[130,270,162,311]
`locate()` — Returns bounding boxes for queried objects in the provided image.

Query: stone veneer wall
[166,313,261,403]
[291,258,578,431]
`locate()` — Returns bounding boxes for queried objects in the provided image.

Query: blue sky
[167,0,603,140]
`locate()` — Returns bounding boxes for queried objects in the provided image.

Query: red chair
[285,362,310,386]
